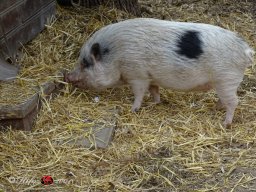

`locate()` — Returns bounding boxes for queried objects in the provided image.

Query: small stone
[94,96,100,103]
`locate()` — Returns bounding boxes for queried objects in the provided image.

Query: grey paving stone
[0,58,18,81]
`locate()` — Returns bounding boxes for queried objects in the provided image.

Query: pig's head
[65,40,122,91]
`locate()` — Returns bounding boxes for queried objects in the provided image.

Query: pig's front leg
[216,99,224,110]
[130,80,150,112]
[149,85,161,103]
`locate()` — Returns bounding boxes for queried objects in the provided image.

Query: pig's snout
[64,70,88,89]
[65,72,80,84]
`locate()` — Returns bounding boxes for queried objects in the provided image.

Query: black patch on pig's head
[90,43,102,61]
[176,30,203,59]
[81,57,93,69]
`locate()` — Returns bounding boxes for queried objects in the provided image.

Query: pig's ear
[90,43,101,62]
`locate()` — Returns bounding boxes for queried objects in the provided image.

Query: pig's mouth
[70,81,87,89]
[64,72,87,89]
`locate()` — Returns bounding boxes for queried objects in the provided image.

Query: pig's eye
[81,58,93,69]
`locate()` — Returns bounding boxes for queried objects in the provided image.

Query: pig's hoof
[223,120,232,128]
[153,97,161,104]
[63,71,69,83]
[131,107,140,113]
[216,100,224,110]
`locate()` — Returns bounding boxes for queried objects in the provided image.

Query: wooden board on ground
[0,81,61,131]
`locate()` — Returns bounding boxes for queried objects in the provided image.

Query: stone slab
[0,57,19,81]
[58,107,119,149]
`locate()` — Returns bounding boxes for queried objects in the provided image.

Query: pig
[66,18,255,127]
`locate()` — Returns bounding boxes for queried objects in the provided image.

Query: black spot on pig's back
[176,30,203,59]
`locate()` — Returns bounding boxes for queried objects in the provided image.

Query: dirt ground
[0,0,256,191]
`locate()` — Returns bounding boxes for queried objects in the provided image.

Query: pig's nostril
[65,74,77,83]
[64,73,72,83]
[67,78,80,87]
[64,75,69,83]
[64,71,81,85]
[67,77,72,83]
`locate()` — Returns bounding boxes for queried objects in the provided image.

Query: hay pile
[1,0,256,191]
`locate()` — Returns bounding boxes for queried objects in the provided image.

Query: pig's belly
[152,76,213,92]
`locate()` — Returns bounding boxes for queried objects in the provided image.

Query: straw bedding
[0,0,256,191]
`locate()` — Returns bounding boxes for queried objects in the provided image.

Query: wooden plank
[0,81,62,131]
[0,104,39,131]
[0,0,56,61]
[2,1,56,59]
[0,81,60,119]
[0,57,19,81]
[0,38,9,59]
[22,0,55,22]
[0,94,39,119]
[21,1,56,45]
[0,0,21,13]
[0,23,4,38]
[0,1,23,35]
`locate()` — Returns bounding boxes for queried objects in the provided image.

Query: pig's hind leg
[149,85,161,103]
[215,80,241,127]
[130,80,150,112]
